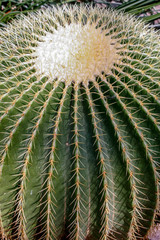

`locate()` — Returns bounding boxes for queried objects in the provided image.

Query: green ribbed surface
[0,4,160,240]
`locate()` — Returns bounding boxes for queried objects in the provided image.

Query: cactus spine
[0,4,160,240]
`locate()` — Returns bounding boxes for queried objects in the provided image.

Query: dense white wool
[148,224,160,240]
[34,20,120,85]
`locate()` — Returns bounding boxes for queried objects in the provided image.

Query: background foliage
[0,0,160,27]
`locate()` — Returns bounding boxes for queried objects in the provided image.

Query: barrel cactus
[0,4,160,240]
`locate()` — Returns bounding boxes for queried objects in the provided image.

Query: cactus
[0,4,160,240]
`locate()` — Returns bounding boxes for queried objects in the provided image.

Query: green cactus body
[0,4,160,240]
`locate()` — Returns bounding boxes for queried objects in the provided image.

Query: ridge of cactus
[0,4,160,240]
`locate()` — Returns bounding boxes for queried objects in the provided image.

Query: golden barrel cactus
[0,4,160,240]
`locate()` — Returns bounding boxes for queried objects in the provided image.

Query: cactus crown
[34,21,120,84]
[0,4,160,240]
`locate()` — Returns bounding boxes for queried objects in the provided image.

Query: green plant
[1,0,160,27]
[116,0,160,23]
[0,4,160,240]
